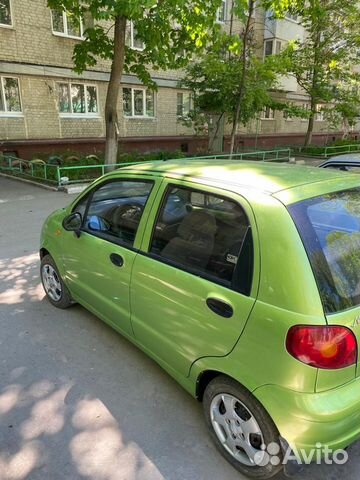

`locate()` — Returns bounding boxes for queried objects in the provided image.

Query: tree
[181,0,287,155]
[279,0,360,145]
[47,0,221,165]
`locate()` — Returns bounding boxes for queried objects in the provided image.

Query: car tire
[40,254,74,309]
[203,375,283,479]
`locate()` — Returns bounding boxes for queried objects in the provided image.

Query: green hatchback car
[40,160,360,478]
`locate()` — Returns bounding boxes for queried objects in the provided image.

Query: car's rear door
[61,174,161,337]
[130,179,259,377]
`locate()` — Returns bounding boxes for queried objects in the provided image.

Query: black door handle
[110,253,124,267]
[206,298,233,318]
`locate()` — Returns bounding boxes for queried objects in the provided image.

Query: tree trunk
[229,102,241,155]
[229,0,254,157]
[209,112,224,153]
[104,15,127,167]
[304,112,315,146]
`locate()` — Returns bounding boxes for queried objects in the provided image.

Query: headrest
[178,210,217,237]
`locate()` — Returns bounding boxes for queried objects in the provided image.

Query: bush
[117,150,186,163]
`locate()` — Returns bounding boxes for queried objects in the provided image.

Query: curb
[0,172,59,191]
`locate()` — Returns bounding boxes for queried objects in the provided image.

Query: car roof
[319,154,360,167]
[327,153,360,162]
[118,159,358,198]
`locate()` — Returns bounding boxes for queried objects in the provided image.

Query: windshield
[289,188,360,313]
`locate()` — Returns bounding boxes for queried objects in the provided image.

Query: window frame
[58,82,100,117]
[123,87,155,118]
[126,21,145,51]
[146,182,254,296]
[261,106,275,120]
[51,9,84,40]
[176,91,192,117]
[285,12,299,23]
[216,0,227,23]
[315,104,324,122]
[72,178,155,250]
[301,103,310,122]
[0,76,23,116]
[0,0,13,28]
[264,39,281,57]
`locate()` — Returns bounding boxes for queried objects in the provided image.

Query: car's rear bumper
[255,378,360,455]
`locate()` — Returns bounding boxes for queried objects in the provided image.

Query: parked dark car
[319,154,360,172]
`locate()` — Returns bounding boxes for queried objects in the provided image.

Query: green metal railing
[0,148,291,188]
[295,143,360,158]
[322,144,360,157]
[191,149,291,162]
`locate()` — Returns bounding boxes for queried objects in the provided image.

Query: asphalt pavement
[0,176,359,480]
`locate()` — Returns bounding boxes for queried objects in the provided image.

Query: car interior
[151,188,251,285]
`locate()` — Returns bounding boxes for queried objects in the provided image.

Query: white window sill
[0,112,23,117]
[285,19,299,25]
[52,31,84,41]
[0,23,14,29]
[60,114,101,119]
[129,46,145,52]
[124,115,156,120]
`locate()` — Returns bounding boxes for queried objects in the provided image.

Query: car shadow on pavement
[0,251,359,480]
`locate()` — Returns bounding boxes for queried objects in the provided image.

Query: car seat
[161,210,217,269]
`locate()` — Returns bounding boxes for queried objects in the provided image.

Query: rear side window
[150,186,253,295]
[289,188,360,313]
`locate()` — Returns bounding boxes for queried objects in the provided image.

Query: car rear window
[289,188,360,313]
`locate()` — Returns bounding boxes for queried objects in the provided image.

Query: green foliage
[47,0,222,88]
[118,150,185,163]
[277,0,360,139]
[180,0,289,143]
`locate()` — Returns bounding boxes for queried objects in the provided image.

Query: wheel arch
[40,247,50,259]
[196,370,227,401]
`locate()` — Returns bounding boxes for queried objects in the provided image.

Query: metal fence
[295,144,360,158]
[192,149,291,162]
[0,148,291,188]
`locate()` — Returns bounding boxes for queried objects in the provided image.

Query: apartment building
[0,0,353,158]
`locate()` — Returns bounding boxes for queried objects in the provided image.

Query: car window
[83,180,153,247]
[289,187,360,313]
[150,185,253,294]
[324,164,360,173]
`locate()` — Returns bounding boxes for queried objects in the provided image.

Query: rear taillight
[286,325,357,369]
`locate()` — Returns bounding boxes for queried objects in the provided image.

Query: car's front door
[130,181,259,377]
[61,175,160,337]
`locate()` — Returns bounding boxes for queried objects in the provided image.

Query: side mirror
[62,212,82,237]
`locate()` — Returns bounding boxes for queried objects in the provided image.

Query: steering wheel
[114,203,144,223]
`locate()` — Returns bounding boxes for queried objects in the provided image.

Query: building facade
[0,0,356,158]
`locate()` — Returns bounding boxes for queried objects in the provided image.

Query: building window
[285,12,298,22]
[125,21,144,51]
[51,10,83,39]
[0,0,12,26]
[177,92,192,117]
[0,77,22,114]
[123,88,155,117]
[264,39,282,57]
[58,83,99,116]
[301,103,310,121]
[316,104,324,121]
[216,0,226,23]
[261,106,275,120]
